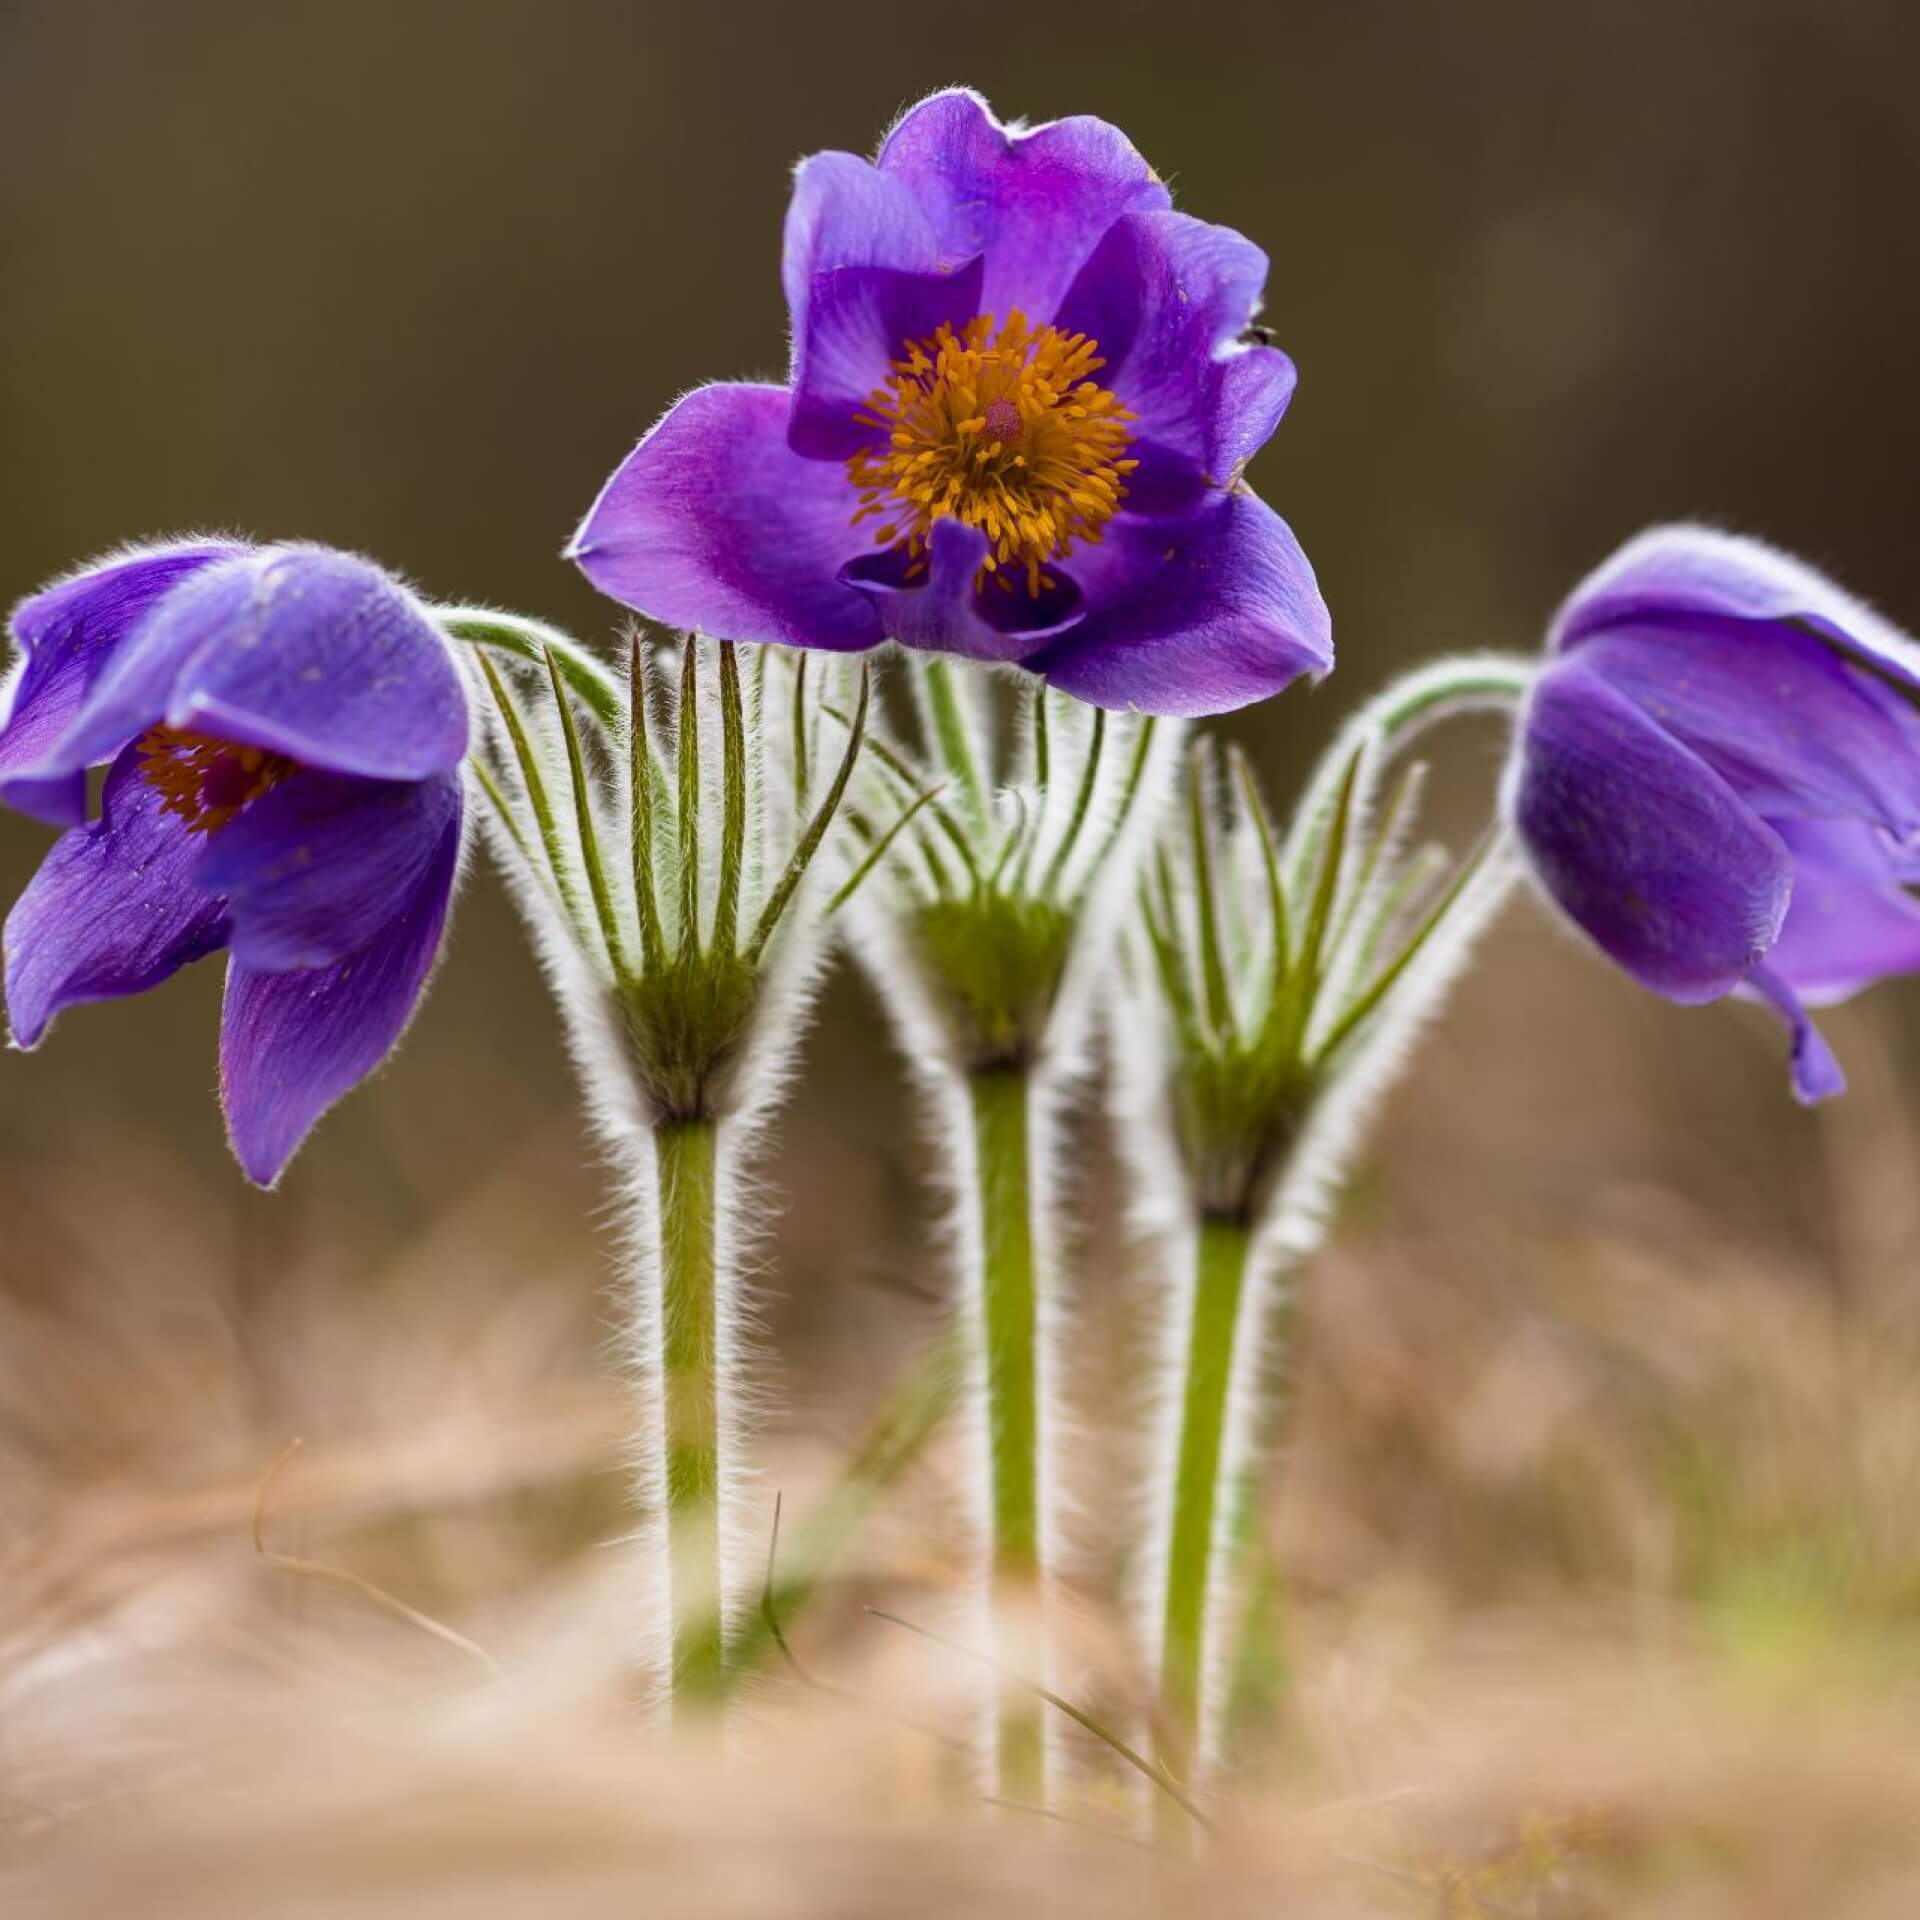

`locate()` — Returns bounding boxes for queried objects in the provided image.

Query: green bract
[840,657,1162,1073]
[836,654,1177,1799]
[1122,655,1531,1811]
[1142,663,1528,1224]
[445,609,874,1711]
[457,615,868,1123]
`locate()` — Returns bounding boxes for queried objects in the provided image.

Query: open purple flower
[568,88,1330,717]
[0,539,469,1183]
[1505,524,1920,1102]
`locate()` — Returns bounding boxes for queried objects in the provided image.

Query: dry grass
[6,983,1920,1917]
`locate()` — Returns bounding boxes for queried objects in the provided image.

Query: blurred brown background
[7,0,1916,1240]
[4,0,1920,1621]
[8,6,1920,1910]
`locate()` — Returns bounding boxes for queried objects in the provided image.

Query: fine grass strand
[865,1608,1217,1837]
[727,1325,965,1681]
[253,1439,501,1681]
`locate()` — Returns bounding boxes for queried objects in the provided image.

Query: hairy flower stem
[1155,1217,1254,1842]
[967,1064,1047,1799]
[655,1116,726,1703]
[1122,657,1534,1837]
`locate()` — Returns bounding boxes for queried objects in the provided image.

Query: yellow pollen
[847,311,1138,597]
[136,726,293,835]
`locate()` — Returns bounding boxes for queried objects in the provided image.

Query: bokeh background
[6,4,1920,1913]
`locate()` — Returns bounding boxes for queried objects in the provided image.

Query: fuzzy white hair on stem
[832,653,1182,1799]
[445,612,871,1714]
[1113,654,1533,1815]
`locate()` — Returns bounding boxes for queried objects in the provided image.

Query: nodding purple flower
[0,539,469,1183]
[568,88,1331,717]
[1505,525,1920,1103]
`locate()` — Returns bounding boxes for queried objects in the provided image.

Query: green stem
[1156,1217,1255,1831]
[436,607,625,730]
[657,1118,725,1704]
[1283,653,1532,902]
[967,1066,1046,1799]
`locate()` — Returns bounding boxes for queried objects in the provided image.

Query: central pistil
[848,312,1137,597]
[137,726,293,835]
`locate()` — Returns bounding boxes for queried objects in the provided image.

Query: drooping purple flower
[1504,524,1920,1102]
[0,539,469,1182]
[567,88,1331,717]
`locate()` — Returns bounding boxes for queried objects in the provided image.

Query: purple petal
[788,257,985,460]
[780,151,983,459]
[1554,523,1920,698]
[841,519,1084,664]
[35,547,469,784]
[1054,212,1295,507]
[1,539,246,824]
[1508,660,1792,1002]
[1746,964,1848,1103]
[1764,817,1920,1004]
[195,766,464,971]
[1571,619,1920,835]
[1208,349,1299,489]
[21,558,253,776]
[876,90,1172,324]
[3,745,230,1048]
[219,799,462,1187]
[569,383,884,653]
[781,149,949,316]
[1025,490,1331,716]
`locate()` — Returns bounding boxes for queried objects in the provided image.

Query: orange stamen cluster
[848,312,1137,597]
[136,726,292,835]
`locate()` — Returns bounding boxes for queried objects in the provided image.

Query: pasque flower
[1505,525,1920,1101]
[569,88,1331,716]
[0,538,469,1183]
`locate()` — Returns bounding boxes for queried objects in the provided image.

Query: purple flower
[1505,524,1920,1102]
[567,89,1331,717]
[0,539,469,1183]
